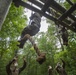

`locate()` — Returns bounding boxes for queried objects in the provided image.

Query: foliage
[0,0,76,75]
[0,3,27,75]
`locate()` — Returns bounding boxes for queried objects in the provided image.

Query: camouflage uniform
[18,12,41,48]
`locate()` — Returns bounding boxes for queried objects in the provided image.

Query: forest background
[0,0,76,75]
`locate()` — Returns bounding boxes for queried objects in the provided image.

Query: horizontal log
[59,3,76,21]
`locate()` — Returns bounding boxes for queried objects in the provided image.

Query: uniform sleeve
[19,60,27,74]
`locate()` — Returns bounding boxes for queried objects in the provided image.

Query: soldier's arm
[6,58,16,75]
[19,58,27,74]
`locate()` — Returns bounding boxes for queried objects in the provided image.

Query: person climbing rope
[17,12,46,64]
[55,59,67,75]
[17,12,42,48]
[6,56,27,75]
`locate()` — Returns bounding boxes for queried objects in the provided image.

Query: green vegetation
[0,1,76,75]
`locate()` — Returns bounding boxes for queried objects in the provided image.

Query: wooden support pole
[0,0,12,30]
[41,0,53,12]
[59,3,76,21]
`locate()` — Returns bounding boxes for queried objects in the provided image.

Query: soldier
[18,12,41,48]
[6,56,27,75]
[55,59,67,75]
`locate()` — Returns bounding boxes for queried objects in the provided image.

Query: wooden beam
[40,0,76,21]
[28,0,71,24]
[59,3,76,21]
[14,0,76,32]
[41,0,53,12]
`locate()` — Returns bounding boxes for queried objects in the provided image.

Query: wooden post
[0,0,12,30]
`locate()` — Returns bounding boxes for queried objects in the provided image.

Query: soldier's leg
[17,27,30,48]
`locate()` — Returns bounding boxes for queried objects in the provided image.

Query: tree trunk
[0,0,12,30]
